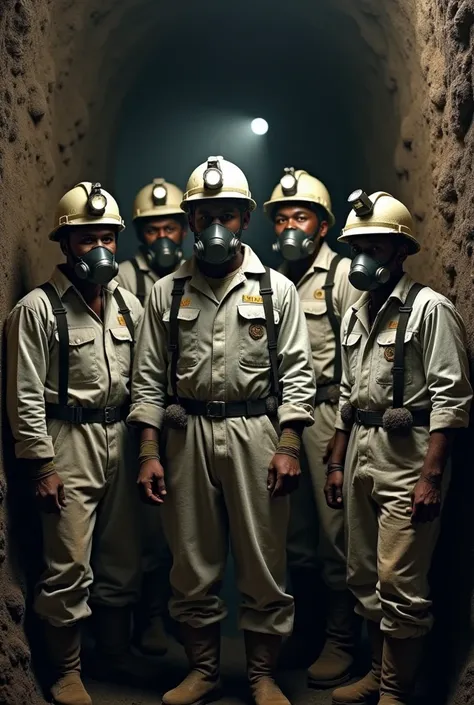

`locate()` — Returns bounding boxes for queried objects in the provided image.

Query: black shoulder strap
[343,308,358,344]
[168,277,188,401]
[323,254,343,383]
[131,258,146,306]
[259,267,280,398]
[113,287,135,342]
[392,283,425,408]
[39,283,69,407]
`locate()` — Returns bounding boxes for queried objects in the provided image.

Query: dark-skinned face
[141,217,186,247]
[274,204,327,240]
[189,198,250,235]
[64,226,117,260]
[349,233,407,272]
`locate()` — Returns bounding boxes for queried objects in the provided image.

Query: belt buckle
[103,407,116,425]
[206,401,226,419]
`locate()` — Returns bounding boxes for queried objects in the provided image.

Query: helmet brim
[338,226,420,254]
[263,195,336,227]
[49,215,125,241]
[133,206,186,220]
[181,192,257,212]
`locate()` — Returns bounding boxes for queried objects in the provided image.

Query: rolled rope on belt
[315,383,340,405]
[354,408,430,428]
[45,402,130,424]
[180,397,276,419]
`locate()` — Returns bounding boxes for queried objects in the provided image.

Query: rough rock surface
[1,1,474,704]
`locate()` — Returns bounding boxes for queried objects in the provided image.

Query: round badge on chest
[313,289,325,300]
[384,346,395,362]
[249,323,265,340]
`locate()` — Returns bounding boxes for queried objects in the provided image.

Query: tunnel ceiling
[2,1,474,704]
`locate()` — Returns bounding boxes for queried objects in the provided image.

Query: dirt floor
[83,635,333,705]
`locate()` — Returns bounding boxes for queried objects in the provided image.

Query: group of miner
[5,157,472,705]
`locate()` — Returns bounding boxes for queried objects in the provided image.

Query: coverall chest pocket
[162,308,200,369]
[237,304,280,368]
[110,327,133,377]
[341,332,362,386]
[55,327,99,384]
[375,330,414,386]
[301,300,331,354]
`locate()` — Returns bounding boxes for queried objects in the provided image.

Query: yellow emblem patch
[249,323,265,340]
[243,294,263,304]
[180,298,191,308]
[313,289,325,300]
[388,321,398,330]
[384,346,396,362]
[117,315,126,326]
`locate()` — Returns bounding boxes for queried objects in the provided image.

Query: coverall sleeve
[277,282,316,427]
[6,304,54,460]
[421,301,472,431]
[127,285,168,430]
[335,310,354,432]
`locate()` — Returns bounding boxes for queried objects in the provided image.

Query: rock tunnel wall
[0,1,474,703]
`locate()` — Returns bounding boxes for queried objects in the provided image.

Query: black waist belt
[180,398,270,419]
[45,403,130,425]
[315,383,340,405]
[354,408,430,428]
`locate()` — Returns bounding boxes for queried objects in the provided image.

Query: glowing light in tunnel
[251,118,268,135]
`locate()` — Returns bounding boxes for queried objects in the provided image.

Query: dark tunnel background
[4,1,474,704]
[108,3,403,642]
[112,6,400,267]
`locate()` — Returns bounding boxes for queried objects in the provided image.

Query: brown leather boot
[332,620,383,705]
[44,622,92,705]
[378,635,424,705]
[245,631,290,705]
[308,589,360,688]
[162,623,222,705]
[133,564,170,656]
[92,605,156,682]
[279,567,326,669]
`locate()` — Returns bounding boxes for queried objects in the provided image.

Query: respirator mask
[194,223,241,265]
[272,228,317,261]
[148,238,183,271]
[348,252,395,291]
[74,247,118,285]
[72,183,119,285]
[193,157,242,265]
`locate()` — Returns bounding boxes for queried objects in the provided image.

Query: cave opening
[1,1,474,705]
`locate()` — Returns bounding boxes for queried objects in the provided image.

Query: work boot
[379,635,424,705]
[136,613,168,656]
[245,630,290,705]
[308,589,360,688]
[43,622,92,705]
[162,623,222,705]
[279,567,326,669]
[133,567,170,656]
[92,605,156,683]
[332,620,383,705]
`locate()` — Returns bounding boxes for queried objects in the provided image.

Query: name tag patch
[180,298,191,308]
[388,320,398,329]
[117,315,126,326]
[243,295,263,304]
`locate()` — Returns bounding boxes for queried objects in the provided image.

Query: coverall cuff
[278,402,314,428]
[335,410,352,432]
[429,408,470,432]
[127,402,164,431]
[15,436,54,460]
